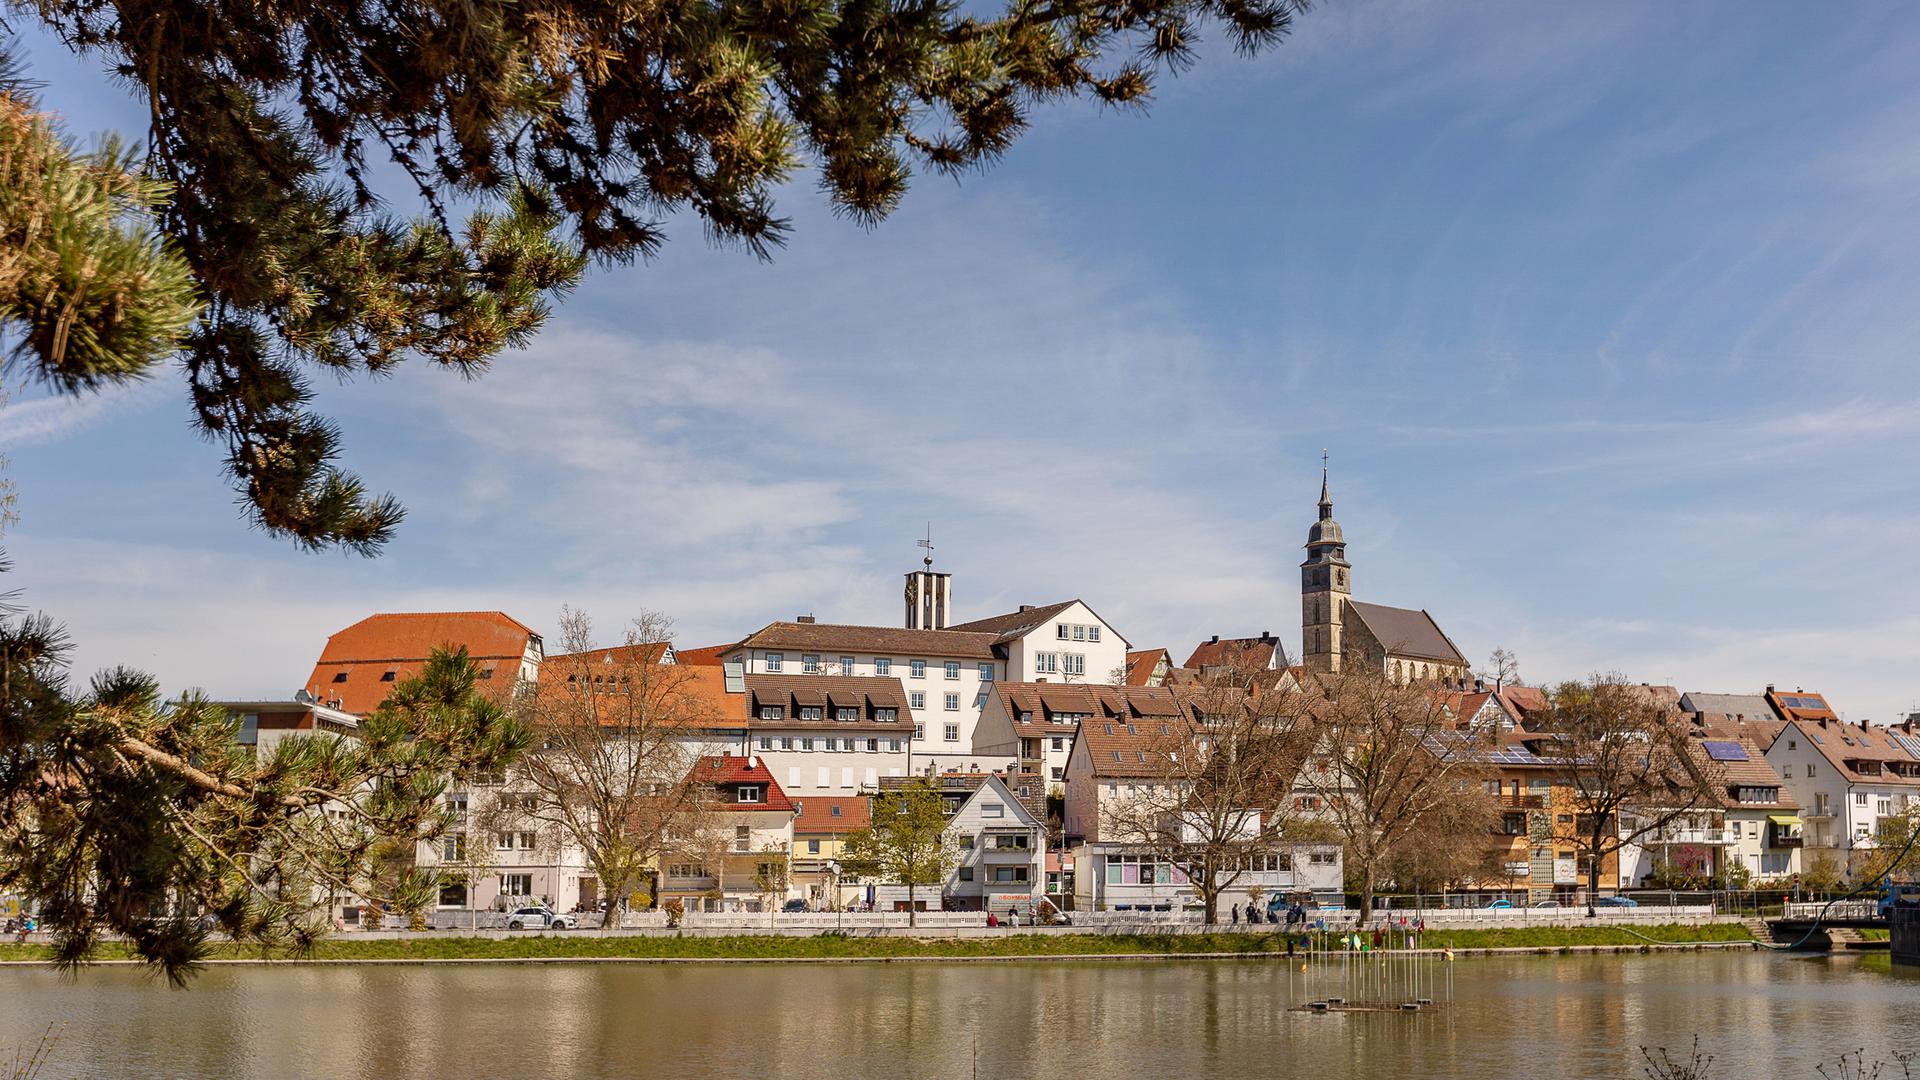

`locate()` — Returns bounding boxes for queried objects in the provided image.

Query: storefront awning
[1768,814,1803,827]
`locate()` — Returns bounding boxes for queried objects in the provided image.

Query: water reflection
[3,954,1916,1079]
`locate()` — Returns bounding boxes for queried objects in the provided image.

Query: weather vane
[917,522,934,569]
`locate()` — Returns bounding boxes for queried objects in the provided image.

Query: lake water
[4,952,1916,1078]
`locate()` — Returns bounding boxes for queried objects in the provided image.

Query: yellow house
[792,794,871,910]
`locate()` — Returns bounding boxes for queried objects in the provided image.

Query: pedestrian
[1009,904,1019,927]
[1231,904,1240,925]
[987,912,998,928]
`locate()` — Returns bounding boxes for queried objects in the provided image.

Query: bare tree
[1302,667,1496,926]
[1535,675,1722,916]
[1379,779,1504,896]
[840,778,956,927]
[752,842,792,926]
[1095,668,1317,924]
[510,608,716,926]
[1481,648,1521,692]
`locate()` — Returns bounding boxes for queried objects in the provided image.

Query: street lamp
[829,859,843,931]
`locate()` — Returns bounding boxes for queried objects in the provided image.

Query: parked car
[782,899,809,913]
[1531,900,1561,909]
[505,906,576,930]
[1485,899,1513,909]
[1595,896,1639,908]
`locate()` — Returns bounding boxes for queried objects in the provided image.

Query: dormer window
[800,706,823,721]
[738,785,763,803]
[380,671,396,682]
[874,708,898,722]
[331,672,348,683]
[759,705,783,721]
[835,707,858,721]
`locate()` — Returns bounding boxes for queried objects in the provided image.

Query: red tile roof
[673,643,733,667]
[730,622,1000,659]
[792,795,871,834]
[548,642,672,667]
[304,611,535,715]
[688,755,797,811]
[1124,649,1169,686]
[1182,634,1282,671]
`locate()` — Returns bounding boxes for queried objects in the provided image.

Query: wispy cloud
[0,379,170,449]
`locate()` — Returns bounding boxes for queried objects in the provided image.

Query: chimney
[1766,684,1775,694]
[1209,635,1220,644]
[1260,631,1272,642]
[1474,677,1486,693]
[797,614,816,624]
[1019,605,1035,612]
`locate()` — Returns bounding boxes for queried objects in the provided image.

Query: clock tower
[1300,458,1351,673]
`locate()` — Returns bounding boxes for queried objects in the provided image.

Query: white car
[505,906,576,930]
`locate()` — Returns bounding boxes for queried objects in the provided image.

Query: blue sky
[6,0,1920,720]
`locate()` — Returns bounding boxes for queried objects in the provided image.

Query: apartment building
[742,673,914,794]
[720,595,1129,774]
[1766,716,1920,872]
[1061,709,1340,910]
[657,755,800,913]
[304,611,544,714]
[791,795,869,908]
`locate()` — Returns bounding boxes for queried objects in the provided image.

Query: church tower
[1300,458,1351,672]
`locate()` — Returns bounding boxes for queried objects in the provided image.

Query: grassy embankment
[0,923,1752,963]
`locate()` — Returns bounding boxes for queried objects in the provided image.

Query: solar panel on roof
[1701,740,1749,762]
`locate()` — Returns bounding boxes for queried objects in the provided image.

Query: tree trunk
[907,881,917,928]
[1357,861,1375,928]
[1586,830,1603,917]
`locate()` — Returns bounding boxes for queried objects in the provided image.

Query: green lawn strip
[1420,923,1753,949]
[1855,928,1890,941]
[0,924,1760,964]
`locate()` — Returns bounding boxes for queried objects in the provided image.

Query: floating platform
[1291,1000,1442,1014]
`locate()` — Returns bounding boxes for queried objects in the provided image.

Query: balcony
[1645,828,1736,846]
[1496,793,1547,809]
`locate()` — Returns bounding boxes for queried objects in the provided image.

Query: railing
[1496,793,1547,809]
[1643,828,1737,846]
[1782,900,1880,921]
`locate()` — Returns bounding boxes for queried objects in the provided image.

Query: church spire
[1318,449,1332,520]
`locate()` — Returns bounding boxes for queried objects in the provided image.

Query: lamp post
[829,859,843,932]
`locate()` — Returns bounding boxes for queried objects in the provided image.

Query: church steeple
[1318,451,1333,520]
[1301,452,1351,673]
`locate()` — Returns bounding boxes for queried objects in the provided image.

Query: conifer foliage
[0,627,529,982]
[13,0,1310,550]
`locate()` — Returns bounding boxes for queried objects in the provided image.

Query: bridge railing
[1781,900,1880,921]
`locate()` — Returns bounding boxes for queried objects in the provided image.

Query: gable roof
[1124,649,1169,686]
[792,795,871,834]
[1182,633,1284,672]
[688,755,798,811]
[672,643,734,667]
[947,599,1131,648]
[947,601,1080,639]
[1681,730,1799,809]
[1780,718,1920,787]
[304,611,536,715]
[1767,688,1839,723]
[729,622,1000,660]
[547,642,672,668]
[1346,602,1466,665]
[1073,713,1198,779]
[1678,692,1778,723]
